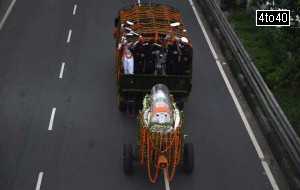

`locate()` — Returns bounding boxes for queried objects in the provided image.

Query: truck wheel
[177,101,184,110]
[123,143,133,174]
[118,101,126,111]
[118,95,126,111]
[183,143,194,174]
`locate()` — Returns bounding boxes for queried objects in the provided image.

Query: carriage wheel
[123,143,133,174]
[183,143,194,173]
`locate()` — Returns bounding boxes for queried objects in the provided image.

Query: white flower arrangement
[149,124,173,133]
[142,94,151,111]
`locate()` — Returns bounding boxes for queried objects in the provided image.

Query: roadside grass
[227,10,300,135]
[275,88,300,134]
[227,10,274,75]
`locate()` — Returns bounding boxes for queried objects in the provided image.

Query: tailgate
[119,74,192,96]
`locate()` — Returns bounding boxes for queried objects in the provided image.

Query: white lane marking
[67,30,72,43]
[35,172,43,190]
[48,108,56,131]
[216,60,279,189]
[189,0,279,189]
[0,0,17,31]
[163,169,170,190]
[59,62,65,78]
[73,5,77,15]
[138,0,141,4]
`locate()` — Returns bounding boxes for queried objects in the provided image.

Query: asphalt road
[0,0,274,189]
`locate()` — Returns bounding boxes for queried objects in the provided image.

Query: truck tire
[175,97,185,110]
[118,101,126,111]
[123,143,133,174]
[118,95,126,111]
[183,143,194,174]
[177,101,184,110]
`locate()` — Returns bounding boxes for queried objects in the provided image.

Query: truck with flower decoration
[114,3,193,117]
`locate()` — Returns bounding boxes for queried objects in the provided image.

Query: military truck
[114,3,193,116]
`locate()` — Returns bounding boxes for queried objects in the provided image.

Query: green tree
[221,0,247,9]
[288,0,300,96]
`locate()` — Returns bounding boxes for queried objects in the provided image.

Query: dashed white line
[48,108,56,131]
[59,62,65,78]
[0,0,17,31]
[35,172,43,190]
[163,169,170,190]
[73,5,77,15]
[67,30,72,43]
[188,0,279,189]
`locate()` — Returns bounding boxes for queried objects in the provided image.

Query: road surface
[0,0,274,189]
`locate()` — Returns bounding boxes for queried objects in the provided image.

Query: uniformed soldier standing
[154,49,167,75]
[165,36,181,75]
[179,37,193,75]
[133,38,146,74]
[145,40,161,74]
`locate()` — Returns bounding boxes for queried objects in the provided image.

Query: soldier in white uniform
[123,40,134,74]
[119,37,137,74]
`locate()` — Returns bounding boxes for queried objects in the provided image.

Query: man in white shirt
[119,38,137,74]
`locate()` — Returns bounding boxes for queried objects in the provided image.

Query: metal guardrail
[201,0,300,173]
